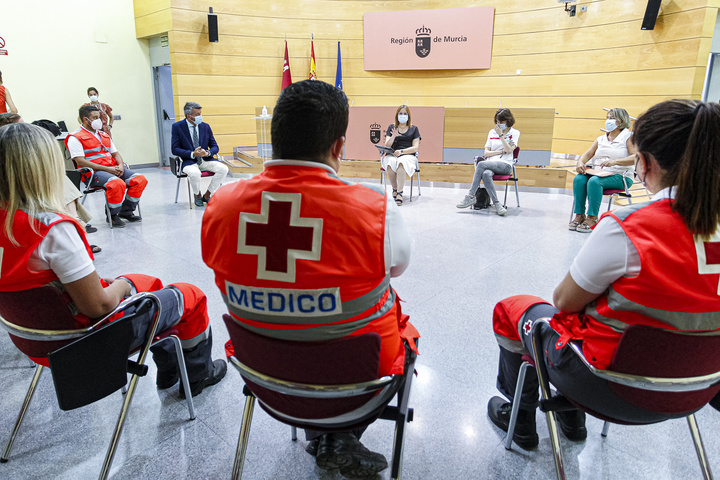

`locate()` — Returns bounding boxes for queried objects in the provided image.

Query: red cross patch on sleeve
[695,232,720,295]
[237,191,323,283]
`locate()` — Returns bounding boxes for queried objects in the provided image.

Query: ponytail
[673,102,720,238]
[633,100,720,239]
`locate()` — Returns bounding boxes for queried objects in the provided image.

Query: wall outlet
[580,5,587,12]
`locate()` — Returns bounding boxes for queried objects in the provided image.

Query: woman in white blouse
[569,108,637,232]
[457,108,519,216]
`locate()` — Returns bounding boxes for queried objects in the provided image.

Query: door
[152,65,175,166]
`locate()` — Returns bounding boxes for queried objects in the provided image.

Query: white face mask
[605,119,618,131]
[397,114,408,124]
[90,118,103,131]
[497,123,507,131]
[89,95,98,102]
[193,114,203,125]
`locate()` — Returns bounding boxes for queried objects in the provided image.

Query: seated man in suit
[202,80,419,479]
[66,106,147,228]
[171,102,229,207]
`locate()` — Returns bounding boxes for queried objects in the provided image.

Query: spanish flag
[309,34,317,80]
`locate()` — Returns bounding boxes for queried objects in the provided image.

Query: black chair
[223,314,417,480]
[505,318,720,480]
[0,291,196,480]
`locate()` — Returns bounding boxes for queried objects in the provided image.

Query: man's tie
[192,125,200,149]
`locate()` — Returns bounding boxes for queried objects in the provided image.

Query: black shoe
[305,438,319,456]
[85,224,98,233]
[487,396,539,449]
[156,368,179,390]
[194,194,204,207]
[316,433,387,478]
[106,214,125,228]
[118,212,142,222]
[203,192,212,204]
[556,409,587,441]
[179,359,227,398]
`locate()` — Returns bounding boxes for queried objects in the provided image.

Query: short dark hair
[494,108,515,128]
[0,113,21,127]
[79,105,99,121]
[271,80,348,162]
[87,87,98,95]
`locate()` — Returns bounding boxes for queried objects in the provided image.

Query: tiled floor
[0,168,717,479]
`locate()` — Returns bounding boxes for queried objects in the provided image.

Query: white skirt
[382,154,416,177]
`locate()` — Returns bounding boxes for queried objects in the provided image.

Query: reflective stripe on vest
[225,285,396,342]
[583,199,720,335]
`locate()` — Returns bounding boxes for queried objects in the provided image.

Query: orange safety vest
[0,86,6,114]
[551,199,720,368]
[203,161,416,375]
[65,127,116,167]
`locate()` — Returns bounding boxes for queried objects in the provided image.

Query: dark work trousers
[496,303,682,424]
[126,287,214,384]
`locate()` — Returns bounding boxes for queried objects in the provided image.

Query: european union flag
[335,41,343,90]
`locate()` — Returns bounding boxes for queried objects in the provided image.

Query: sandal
[392,189,398,200]
[91,245,102,253]
[395,191,403,206]
[568,215,586,231]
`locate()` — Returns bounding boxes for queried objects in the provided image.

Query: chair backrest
[169,156,181,176]
[608,324,720,414]
[223,314,382,420]
[0,286,86,359]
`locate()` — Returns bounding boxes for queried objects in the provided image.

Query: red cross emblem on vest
[523,319,532,336]
[695,233,720,295]
[237,192,323,283]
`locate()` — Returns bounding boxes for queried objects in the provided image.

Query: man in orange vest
[202,80,419,479]
[66,105,147,228]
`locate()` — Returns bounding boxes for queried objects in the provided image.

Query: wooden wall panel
[135,0,718,157]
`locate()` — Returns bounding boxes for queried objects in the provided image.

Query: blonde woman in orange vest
[0,70,18,114]
[487,99,720,449]
[0,122,227,397]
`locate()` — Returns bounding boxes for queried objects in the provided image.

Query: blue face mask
[397,114,409,124]
[497,123,507,131]
[605,119,617,131]
[193,115,203,125]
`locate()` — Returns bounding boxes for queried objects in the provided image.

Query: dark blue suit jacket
[171,120,220,170]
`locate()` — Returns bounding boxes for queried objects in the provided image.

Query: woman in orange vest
[0,122,226,398]
[488,99,720,449]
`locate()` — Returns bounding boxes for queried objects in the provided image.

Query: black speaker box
[208,12,218,42]
[641,0,662,30]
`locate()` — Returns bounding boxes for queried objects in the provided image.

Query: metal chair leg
[416,170,421,196]
[1,365,44,463]
[514,177,520,207]
[601,421,610,437]
[390,357,415,480]
[687,414,714,480]
[530,321,566,480]
[186,178,193,209]
[169,335,196,420]
[505,362,532,450]
[291,426,297,441]
[232,395,256,480]
[409,175,414,202]
[503,179,510,209]
[99,372,141,480]
[175,178,181,203]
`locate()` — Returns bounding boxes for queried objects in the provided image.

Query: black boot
[488,396,539,449]
[178,329,227,398]
[151,341,179,390]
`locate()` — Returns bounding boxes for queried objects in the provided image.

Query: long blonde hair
[0,123,67,245]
